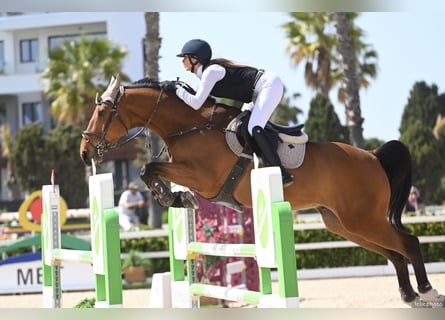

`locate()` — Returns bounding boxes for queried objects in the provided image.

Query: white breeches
[247,71,284,135]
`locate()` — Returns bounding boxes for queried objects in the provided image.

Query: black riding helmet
[176,39,212,64]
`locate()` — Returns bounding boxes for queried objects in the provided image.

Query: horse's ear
[115,74,121,85]
[109,76,116,87]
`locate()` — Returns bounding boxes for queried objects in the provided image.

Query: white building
[0,12,146,201]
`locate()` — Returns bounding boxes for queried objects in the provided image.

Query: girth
[208,145,252,212]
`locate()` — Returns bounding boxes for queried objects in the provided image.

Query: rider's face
[182,55,199,73]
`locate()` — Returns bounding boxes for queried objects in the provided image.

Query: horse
[80,76,444,308]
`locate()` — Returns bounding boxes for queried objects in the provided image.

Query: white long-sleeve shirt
[176,64,225,109]
[176,64,284,134]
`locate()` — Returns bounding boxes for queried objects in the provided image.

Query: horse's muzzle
[81,149,92,166]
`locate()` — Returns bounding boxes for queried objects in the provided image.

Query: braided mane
[127,77,161,89]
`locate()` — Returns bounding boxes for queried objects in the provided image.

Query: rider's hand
[176,85,187,100]
[160,80,178,91]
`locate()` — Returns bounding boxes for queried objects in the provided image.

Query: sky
[157,11,445,142]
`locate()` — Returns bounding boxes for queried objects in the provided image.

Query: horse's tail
[373,140,412,231]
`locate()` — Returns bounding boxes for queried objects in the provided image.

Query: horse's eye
[98,109,105,117]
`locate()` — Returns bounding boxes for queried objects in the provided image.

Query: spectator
[403,186,425,215]
[118,182,145,231]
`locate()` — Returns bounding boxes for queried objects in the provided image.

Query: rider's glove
[175,85,187,101]
[160,80,178,91]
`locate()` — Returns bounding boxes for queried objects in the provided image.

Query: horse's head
[80,75,131,166]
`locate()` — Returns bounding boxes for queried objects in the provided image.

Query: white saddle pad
[225,116,307,169]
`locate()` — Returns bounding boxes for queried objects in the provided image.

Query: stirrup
[282,174,294,188]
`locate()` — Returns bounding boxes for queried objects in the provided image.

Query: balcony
[0,73,43,95]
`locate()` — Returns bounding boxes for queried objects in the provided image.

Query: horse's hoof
[410,290,445,308]
[180,192,199,209]
[420,290,445,308]
[408,296,432,308]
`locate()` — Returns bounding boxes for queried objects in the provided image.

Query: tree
[10,124,46,191]
[10,124,88,208]
[42,35,130,128]
[334,12,364,148]
[42,34,132,207]
[400,82,443,134]
[143,12,164,228]
[0,124,21,200]
[304,93,348,143]
[399,81,445,203]
[282,12,378,146]
[400,120,443,202]
[271,88,303,126]
[282,13,335,97]
[144,13,161,79]
[46,125,89,207]
[364,137,385,150]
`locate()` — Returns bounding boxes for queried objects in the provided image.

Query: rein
[82,84,234,160]
[166,103,235,139]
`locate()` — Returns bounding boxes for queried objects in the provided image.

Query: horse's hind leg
[318,207,419,305]
[334,206,444,308]
[395,230,445,307]
[140,162,198,208]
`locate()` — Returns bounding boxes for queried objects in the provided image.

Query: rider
[175,39,293,187]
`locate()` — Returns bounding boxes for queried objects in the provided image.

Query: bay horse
[80,76,444,308]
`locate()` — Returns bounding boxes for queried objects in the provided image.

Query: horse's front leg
[139,162,199,209]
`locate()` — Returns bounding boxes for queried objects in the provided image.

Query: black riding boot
[252,126,293,188]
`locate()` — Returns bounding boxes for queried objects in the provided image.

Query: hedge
[2,220,443,275]
[119,220,445,273]
[294,221,445,269]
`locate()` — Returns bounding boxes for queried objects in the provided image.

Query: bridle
[81,86,149,160]
[82,81,229,161]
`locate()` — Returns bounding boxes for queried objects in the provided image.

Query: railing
[120,213,445,279]
[1,212,444,279]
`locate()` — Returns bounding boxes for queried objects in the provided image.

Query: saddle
[238,110,306,154]
[209,110,308,212]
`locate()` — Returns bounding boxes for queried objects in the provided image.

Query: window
[48,32,106,52]
[22,102,42,125]
[48,34,79,52]
[20,38,38,63]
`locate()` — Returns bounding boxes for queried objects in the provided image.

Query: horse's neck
[155,97,235,132]
[124,91,155,128]
[126,88,239,139]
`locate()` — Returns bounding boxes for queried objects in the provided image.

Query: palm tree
[333,12,364,147]
[143,12,164,228]
[144,13,161,78]
[271,88,303,126]
[282,13,336,97]
[42,35,132,207]
[42,35,130,128]
[282,12,378,146]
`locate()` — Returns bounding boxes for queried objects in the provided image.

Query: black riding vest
[203,63,259,103]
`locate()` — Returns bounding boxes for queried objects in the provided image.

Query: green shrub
[74,297,95,308]
[120,227,170,274]
[121,249,153,276]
